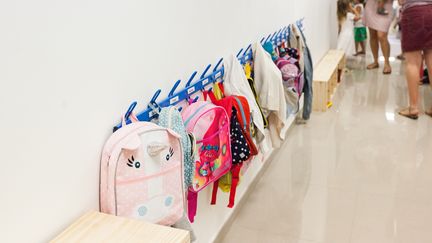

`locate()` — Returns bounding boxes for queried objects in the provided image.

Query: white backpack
[100,114,184,226]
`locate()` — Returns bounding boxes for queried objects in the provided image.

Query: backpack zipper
[233,97,247,131]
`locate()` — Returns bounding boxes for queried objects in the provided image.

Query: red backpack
[206,82,258,208]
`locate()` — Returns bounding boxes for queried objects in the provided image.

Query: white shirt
[252,42,287,148]
[222,54,266,140]
[354,4,364,28]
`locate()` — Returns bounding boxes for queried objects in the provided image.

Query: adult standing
[398,0,432,119]
[363,0,395,74]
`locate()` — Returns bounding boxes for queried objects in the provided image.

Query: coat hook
[169,80,181,97]
[260,37,266,44]
[150,89,161,104]
[236,48,244,58]
[242,44,252,56]
[124,101,138,120]
[186,71,198,87]
[200,64,212,79]
[270,31,277,41]
[264,34,272,43]
[213,58,224,72]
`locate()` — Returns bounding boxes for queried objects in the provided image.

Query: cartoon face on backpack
[107,129,184,226]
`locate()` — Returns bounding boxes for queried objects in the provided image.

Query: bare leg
[378,31,392,74]
[400,50,422,118]
[368,28,379,69]
[424,49,432,116]
[354,42,360,55]
[360,41,366,54]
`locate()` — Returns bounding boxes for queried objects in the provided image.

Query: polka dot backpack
[100,110,185,226]
[206,83,258,208]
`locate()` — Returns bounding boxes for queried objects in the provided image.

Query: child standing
[337,0,360,56]
[354,0,367,55]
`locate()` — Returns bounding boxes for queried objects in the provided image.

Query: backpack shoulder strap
[228,164,242,208]
[207,89,219,103]
[187,190,198,223]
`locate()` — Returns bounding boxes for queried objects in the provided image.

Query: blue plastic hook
[186,71,198,87]
[275,29,283,42]
[242,44,252,56]
[169,80,181,97]
[124,101,138,120]
[260,37,266,44]
[264,34,272,43]
[150,89,161,104]
[270,31,277,41]
[236,48,244,58]
[200,64,212,79]
[213,58,223,72]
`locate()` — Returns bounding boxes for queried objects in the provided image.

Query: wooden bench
[50,211,190,243]
[312,50,345,112]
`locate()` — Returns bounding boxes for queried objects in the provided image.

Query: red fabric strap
[187,190,198,223]
[228,164,242,208]
[210,179,219,205]
[218,82,225,96]
[207,89,218,103]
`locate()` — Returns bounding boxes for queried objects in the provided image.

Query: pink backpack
[276,57,303,95]
[181,101,232,222]
[100,114,184,226]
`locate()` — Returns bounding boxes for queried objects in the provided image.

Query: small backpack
[276,57,303,95]
[158,106,195,189]
[207,83,258,208]
[181,101,232,222]
[100,113,184,226]
[276,58,299,82]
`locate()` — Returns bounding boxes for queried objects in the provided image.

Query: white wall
[0,1,336,242]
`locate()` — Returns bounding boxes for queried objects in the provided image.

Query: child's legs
[360,41,366,53]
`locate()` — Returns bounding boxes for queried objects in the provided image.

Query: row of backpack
[99,85,257,225]
[99,22,312,238]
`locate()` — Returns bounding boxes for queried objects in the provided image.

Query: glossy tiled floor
[220,53,432,242]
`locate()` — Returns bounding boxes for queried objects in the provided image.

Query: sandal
[367,63,379,70]
[398,107,419,120]
[426,109,432,118]
[383,65,392,75]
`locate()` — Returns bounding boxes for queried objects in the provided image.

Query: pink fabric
[100,121,184,226]
[187,190,198,223]
[182,101,232,222]
[363,0,395,32]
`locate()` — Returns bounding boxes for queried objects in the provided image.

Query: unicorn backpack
[100,112,184,226]
[181,101,232,222]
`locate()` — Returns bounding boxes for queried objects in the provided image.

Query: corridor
[221,54,432,243]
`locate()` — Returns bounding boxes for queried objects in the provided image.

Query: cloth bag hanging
[252,42,287,148]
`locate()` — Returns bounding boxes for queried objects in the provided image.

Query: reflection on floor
[219,50,432,242]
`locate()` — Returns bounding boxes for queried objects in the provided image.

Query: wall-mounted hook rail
[114,18,305,131]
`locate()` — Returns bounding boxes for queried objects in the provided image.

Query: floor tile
[219,36,432,243]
